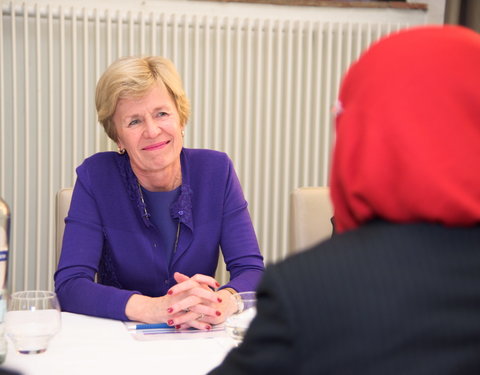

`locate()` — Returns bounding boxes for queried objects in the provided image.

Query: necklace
[137,179,181,255]
[137,181,149,219]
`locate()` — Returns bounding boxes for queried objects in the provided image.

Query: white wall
[16,0,436,23]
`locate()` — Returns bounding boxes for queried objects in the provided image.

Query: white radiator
[1,1,418,292]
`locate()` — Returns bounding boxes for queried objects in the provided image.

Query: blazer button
[178,210,184,216]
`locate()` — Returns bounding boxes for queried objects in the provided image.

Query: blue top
[54,148,265,321]
[141,186,180,266]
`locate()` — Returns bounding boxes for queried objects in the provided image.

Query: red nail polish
[167,307,173,314]
[215,282,220,287]
[175,325,181,329]
[217,298,222,303]
[167,290,173,295]
[167,319,174,326]
[216,311,221,316]
[206,325,211,330]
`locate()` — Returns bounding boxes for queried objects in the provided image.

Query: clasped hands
[165,271,233,330]
[125,271,237,330]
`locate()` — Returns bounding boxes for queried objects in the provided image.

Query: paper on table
[123,321,227,341]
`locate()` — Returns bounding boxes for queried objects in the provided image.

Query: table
[2,313,235,375]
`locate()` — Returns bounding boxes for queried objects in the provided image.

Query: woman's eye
[128,119,140,126]
[156,111,168,118]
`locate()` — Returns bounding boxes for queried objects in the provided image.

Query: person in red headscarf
[209,25,480,375]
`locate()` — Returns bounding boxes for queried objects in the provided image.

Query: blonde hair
[95,56,190,142]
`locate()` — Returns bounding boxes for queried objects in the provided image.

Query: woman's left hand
[166,272,238,330]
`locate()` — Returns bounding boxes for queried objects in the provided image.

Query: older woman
[209,25,480,374]
[54,56,264,329]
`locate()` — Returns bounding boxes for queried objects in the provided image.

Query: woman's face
[113,83,183,179]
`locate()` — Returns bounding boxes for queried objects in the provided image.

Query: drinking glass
[5,290,61,354]
[224,291,256,345]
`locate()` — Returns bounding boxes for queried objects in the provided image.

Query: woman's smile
[142,140,171,151]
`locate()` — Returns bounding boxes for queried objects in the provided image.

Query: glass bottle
[0,197,10,363]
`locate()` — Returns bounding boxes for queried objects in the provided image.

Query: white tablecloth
[2,312,234,375]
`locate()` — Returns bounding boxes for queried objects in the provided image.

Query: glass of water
[6,290,61,354]
[225,291,256,345]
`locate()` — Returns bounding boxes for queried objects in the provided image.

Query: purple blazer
[54,148,265,321]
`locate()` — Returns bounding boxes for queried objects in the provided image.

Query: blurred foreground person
[209,25,480,375]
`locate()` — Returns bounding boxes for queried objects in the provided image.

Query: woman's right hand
[124,272,222,328]
[167,272,238,329]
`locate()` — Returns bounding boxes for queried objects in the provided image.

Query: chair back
[289,186,334,254]
[55,187,73,265]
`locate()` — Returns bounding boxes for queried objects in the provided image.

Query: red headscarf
[330,25,480,233]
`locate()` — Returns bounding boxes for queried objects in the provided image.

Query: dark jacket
[210,220,480,375]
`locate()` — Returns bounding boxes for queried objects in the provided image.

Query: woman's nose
[143,117,161,138]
